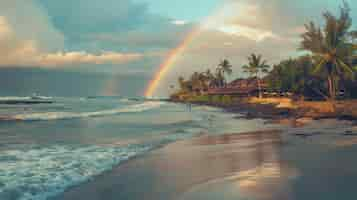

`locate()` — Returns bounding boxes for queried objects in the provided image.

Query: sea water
[0,96,275,200]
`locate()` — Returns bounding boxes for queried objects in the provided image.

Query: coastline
[55,117,357,200]
[170,97,357,127]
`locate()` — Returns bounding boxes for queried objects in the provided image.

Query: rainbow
[144,27,202,98]
[100,4,225,98]
[144,3,230,98]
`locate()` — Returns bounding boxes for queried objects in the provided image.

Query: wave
[7,101,165,121]
[0,96,32,101]
[0,96,54,105]
[0,144,152,200]
[0,96,53,101]
[31,95,53,100]
[119,98,131,103]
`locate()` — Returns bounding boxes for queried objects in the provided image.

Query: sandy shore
[55,120,357,200]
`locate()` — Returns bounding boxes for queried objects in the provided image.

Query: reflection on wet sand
[149,130,297,200]
[56,119,357,200]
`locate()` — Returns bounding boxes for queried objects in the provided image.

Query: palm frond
[312,59,327,74]
[300,22,325,53]
[337,58,354,74]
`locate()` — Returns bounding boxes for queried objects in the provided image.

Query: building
[207,78,268,96]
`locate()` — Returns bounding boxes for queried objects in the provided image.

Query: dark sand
[56,121,357,200]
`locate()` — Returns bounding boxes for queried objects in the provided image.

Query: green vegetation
[172,60,233,98]
[171,2,357,104]
[216,59,233,87]
[242,54,270,98]
[221,95,234,105]
[300,2,356,100]
[267,55,317,97]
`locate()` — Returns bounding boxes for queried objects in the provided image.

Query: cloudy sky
[0,0,356,97]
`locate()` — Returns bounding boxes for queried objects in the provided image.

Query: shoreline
[170,97,357,127]
[55,117,357,200]
[55,129,285,200]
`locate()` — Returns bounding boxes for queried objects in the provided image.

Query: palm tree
[300,2,356,100]
[206,69,220,88]
[242,54,270,98]
[198,72,211,92]
[202,69,215,88]
[205,69,215,82]
[215,68,224,88]
[178,76,186,90]
[216,59,233,87]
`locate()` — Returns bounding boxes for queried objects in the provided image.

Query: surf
[5,101,165,121]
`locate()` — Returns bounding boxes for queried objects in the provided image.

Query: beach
[2,0,357,199]
[1,97,357,200]
[0,97,282,200]
[56,119,357,200]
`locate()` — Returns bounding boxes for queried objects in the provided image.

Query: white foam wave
[0,96,32,101]
[0,144,151,200]
[0,96,54,102]
[32,95,53,100]
[10,101,165,121]
[119,98,131,103]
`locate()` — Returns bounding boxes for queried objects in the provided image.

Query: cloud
[38,0,182,52]
[223,0,357,38]
[0,0,181,75]
[0,16,142,67]
[152,29,299,96]
[38,0,152,35]
[0,0,64,52]
[202,1,302,44]
[36,0,202,59]
[38,52,142,66]
[171,20,188,26]
[217,25,278,42]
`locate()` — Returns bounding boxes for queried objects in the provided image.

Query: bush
[187,95,210,103]
[210,95,222,104]
[221,95,233,105]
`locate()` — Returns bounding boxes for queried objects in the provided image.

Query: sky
[0,0,356,97]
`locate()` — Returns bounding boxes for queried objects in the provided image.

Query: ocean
[0,96,276,200]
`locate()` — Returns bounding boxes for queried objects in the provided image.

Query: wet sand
[56,121,357,200]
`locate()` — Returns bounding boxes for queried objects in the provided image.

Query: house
[207,78,268,96]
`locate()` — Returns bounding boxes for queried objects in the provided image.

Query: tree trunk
[327,75,337,112]
[327,75,336,100]
[257,74,262,99]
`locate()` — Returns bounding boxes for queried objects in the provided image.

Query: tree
[216,59,233,87]
[266,56,323,98]
[242,54,270,98]
[202,69,216,88]
[177,76,192,93]
[215,68,225,88]
[184,71,214,95]
[198,72,211,92]
[300,2,356,100]
[205,69,215,82]
[178,76,186,91]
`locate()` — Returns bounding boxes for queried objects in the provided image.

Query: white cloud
[37,51,142,66]
[218,25,278,42]
[224,42,233,46]
[0,16,142,67]
[0,0,65,52]
[201,2,280,42]
[171,20,187,26]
